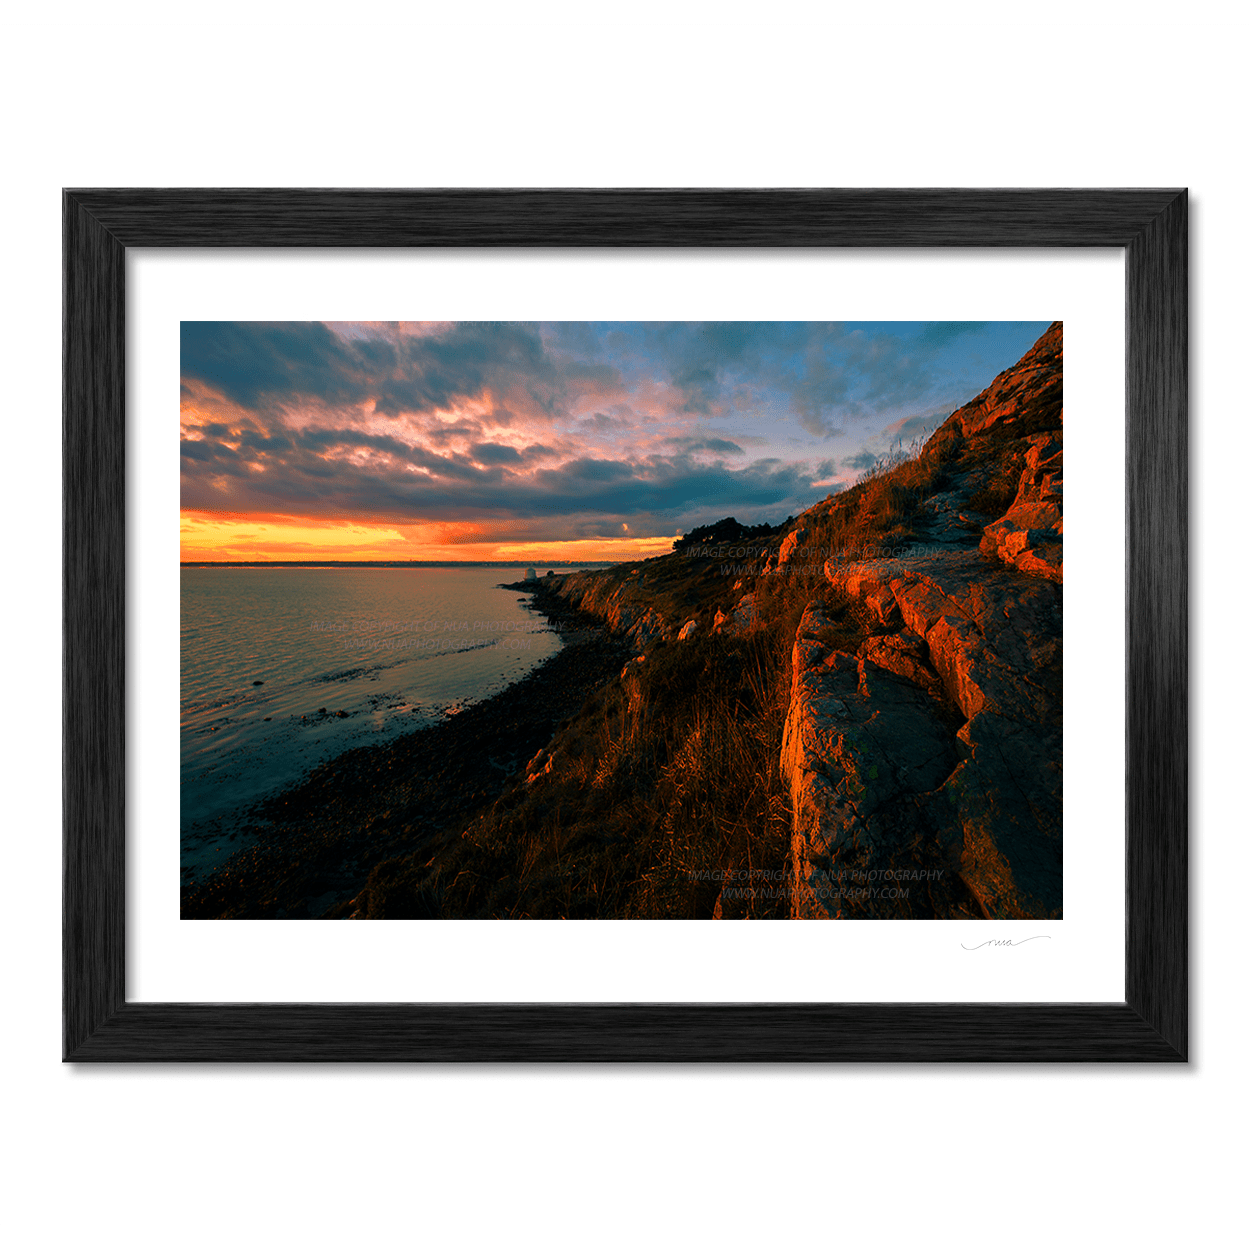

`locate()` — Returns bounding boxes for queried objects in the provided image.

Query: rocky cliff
[548,544,769,650]
[783,321,1063,918]
[549,568,675,648]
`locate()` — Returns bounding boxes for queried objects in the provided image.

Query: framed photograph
[64,189,1186,1061]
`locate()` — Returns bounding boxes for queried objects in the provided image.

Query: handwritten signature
[961,936,1051,950]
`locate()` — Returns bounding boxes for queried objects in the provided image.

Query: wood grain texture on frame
[63,188,1188,1062]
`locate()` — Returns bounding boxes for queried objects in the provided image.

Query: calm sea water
[181,565,607,880]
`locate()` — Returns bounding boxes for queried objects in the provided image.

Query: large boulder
[781,604,961,918]
[980,432,1064,582]
[814,551,1063,918]
[776,526,809,571]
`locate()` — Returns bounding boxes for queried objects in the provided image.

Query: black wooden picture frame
[63,188,1187,1062]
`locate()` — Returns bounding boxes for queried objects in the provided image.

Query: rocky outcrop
[775,525,809,571]
[781,603,961,918]
[712,593,756,636]
[784,322,1064,919]
[980,432,1063,581]
[823,553,1062,915]
[551,566,760,647]
[951,320,1063,441]
[524,745,556,784]
[551,571,673,647]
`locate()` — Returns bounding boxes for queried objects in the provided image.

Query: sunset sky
[180,320,1051,562]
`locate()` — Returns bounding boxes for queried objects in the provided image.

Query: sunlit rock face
[781,603,962,919]
[782,322,1064,919]
[549,571,674,648]
[810,555,1062,918]
[980,434,1063,582]
[776,525,809,571]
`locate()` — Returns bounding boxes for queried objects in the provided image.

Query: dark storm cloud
[550,458,636,483]
[180,426,820,530]
[238,430,294,453]
[181,321,565,419]
[296,427,415,458]
[663,435,745,456]
[425,421,484,445]
[180,439,231,464]
[471,442,524,465]
[181,322,363,411]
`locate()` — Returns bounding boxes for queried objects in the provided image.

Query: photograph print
[180,319,1063,921]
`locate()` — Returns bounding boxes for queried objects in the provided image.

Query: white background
[131,249,1123,1005]
[3,3,1243,1248]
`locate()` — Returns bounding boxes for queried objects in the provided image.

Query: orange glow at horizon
[180,511,679,564]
